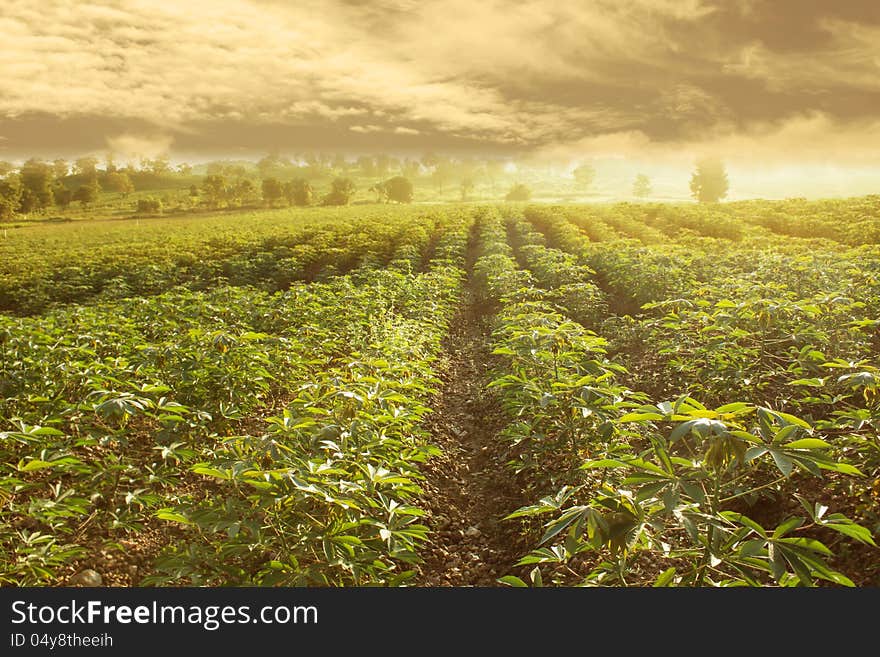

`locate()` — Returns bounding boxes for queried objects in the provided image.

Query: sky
[1,0,879,183]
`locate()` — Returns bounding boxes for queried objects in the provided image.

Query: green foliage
[0,210,473,585]
[323,177,356,206]
[136,197,163,215]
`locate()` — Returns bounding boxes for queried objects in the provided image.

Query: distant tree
[256,153,290,179]
[189,184,199,197]
[323,177,355,206]
[505,183,532,201]
[136,197,162,215]
[385,176,413,203]
[202,174,227,207]
[332,154,348,172]
[632,173,652,199]
[261,177,285,206]
[233,179,257,205]
[52,159,70,179]
[369,180,388,203]
[431,159,454,195]
[0,175,22,221]
[460,178,475,201]
[284,179,313,206]
[401,159,421,179]
[54,186,72,210]
[376,154,391,176]
[690,158,729,203]
[485,159,504,193]
[104,154,117,173]
[142,157,171,176]
[573,163,596,190]
[420,152,439,171]
[0,161,15,178]
[105,171,134,197]
[73,182,99,209]
[177,163,193,176]
[356,156,377,177]
[19,159,55,212]
[74,157,99,178]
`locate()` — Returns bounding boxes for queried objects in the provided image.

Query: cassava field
[2,197,880,587]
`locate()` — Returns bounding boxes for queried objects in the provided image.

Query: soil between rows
[415,281,533,586]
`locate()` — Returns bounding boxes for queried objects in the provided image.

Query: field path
[415,251,531,586]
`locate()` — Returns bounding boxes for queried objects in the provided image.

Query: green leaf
[530,567,543,587]
[540,506,588,545]
[581,459,628,470]
[619,412,664,422]
[784,438,831,450]
[715,402,751,414]
[789,378,824,387]
[770,450,794,477]
[744,446,769,462]
[720,511,768,538]
[772,517,804,539]
[823,520,876,546]
[778,536,832,556]
[498,575,528,587]
[18,459,56,472]
[155,509,191,524]
[653,567,677,587]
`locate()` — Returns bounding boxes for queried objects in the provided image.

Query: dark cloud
[0,0,878,163]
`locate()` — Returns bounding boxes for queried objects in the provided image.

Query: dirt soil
[414,281,534,586]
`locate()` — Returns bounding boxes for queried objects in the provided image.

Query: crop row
[0,206,453,315]
[0,210,472,585]
[479,208,877,586]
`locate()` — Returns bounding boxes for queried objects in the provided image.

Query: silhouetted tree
[573,163,596,190]
[485,159,504,193]
[632,173,652,198]
[54,186,72,209]
[261,177,284,206]
[460,178,475,201]
[19,159,55,212]
[505,183,531,201]
[431,159,454,195]
[52,159,70,179]
[136,197,162,215]
[323,177,355,205]
[385,176,413,203]
[232,179,257,205]
[356,156,377,177]
[74,157,99,178]
[369,180,388,203]
[105,171,134,197]
[0,175,22,220]
[202,174,227,207]
[73,182,99,208]
[401,159,421,179]
[284,179,314,206]
[690,158,729,203]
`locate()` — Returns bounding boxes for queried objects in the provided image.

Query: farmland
[1,197,879,587]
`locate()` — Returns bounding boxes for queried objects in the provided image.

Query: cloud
[349,125,384,134]
[0,0,878,159]
[106,133,174,160]
[537,111,880,166]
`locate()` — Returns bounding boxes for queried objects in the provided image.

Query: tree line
[0,152,733,221]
